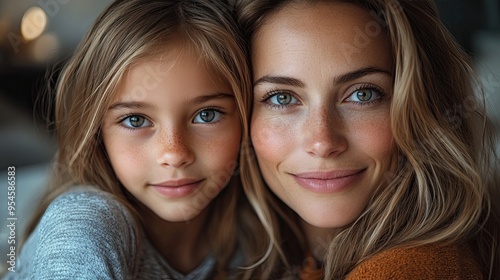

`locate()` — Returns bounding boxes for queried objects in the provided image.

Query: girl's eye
[345,87,383,104]
[121,115,152,129]
[265,92,299,106]
[193,109,222,123]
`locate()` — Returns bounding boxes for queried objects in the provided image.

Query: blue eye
[121,115,152,129]
[345,88,382,104]
[266,92,299,106]
[193,109,222,123]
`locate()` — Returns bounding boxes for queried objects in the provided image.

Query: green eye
[355,89,373,101]
[129,116,145,127]
[345,87,383,104]
[193,109,222,123]
[268,92,298,106]
[121,115,151,128]
[276,94,292,105]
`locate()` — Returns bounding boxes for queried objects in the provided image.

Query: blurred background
[0,0,114,275]
[0,0,499,275]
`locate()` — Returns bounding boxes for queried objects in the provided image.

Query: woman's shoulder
[346,243,481,279]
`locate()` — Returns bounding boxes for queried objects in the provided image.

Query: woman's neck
[140,205,211,274]
[300,219,337,262]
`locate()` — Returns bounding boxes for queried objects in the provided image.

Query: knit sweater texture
[299,243,482,279]
[346,243,482,279]
[3,187,219,280]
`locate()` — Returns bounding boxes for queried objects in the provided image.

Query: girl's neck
[140,205,212,274]
[300,219,337,262]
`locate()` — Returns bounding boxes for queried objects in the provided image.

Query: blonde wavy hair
[25,0,269,278]
[237,0,500,278]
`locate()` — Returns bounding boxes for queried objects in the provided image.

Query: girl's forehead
[113,46,230,97]
[129,41,223,77]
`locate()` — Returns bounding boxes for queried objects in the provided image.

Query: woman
[237,0,500,278]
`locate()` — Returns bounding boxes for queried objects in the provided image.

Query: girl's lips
[150,179,204,198]
[292,169,365,193]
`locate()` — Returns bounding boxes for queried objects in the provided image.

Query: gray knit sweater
[4,187,218,280]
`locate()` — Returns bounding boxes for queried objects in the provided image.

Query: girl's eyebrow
[108,101,155,110]
[108,93,233,111]
[192,92,234,103]
[253,67,392,87]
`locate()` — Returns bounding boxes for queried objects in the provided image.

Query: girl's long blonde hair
[237,0,500,278]
[26,0,268,278]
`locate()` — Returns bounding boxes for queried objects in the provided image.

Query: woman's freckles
[250,1,396,229]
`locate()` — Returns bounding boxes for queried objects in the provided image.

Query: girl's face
[251,2,398,229]
[102,43,241,222]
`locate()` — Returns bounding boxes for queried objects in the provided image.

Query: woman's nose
[302,108,348,158]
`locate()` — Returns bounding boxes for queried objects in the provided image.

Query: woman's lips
[292,169,365,193]
[150,179,204,198]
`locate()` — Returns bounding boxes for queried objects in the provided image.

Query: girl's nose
[156,127,195,168]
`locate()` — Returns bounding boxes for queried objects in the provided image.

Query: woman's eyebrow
[253,67,391,87]
[332,67,392,85]
[253,76,304,87]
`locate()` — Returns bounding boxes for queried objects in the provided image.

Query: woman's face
[251,1,398,229]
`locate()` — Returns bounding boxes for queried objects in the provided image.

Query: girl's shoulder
[34,186,139,255]
[36,186,136,234]
[346,243,481,279]
[12,186,138,279]
[44,186,130,217]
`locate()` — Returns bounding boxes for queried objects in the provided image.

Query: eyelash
[193,107,225,125]
[116,107,225,131]
[260,89,299,109]
[118,114,152,131]
[260,84,387,109]
[348,83,386,107]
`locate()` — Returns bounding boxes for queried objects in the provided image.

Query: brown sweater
[346,243,481,279]
[300,243,482,279]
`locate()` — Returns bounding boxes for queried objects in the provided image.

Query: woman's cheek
[251,113,295,163]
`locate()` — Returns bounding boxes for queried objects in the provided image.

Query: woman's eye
[345,88,381,103]
[193,109,222,123]
[267,92,298,106]
[121,115,152,129]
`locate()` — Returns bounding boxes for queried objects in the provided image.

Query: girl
[9,0,267,279]
[237,0,500,279]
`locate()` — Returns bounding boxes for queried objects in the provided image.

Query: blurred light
[21,6,47,41]
[32,33,59,63]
